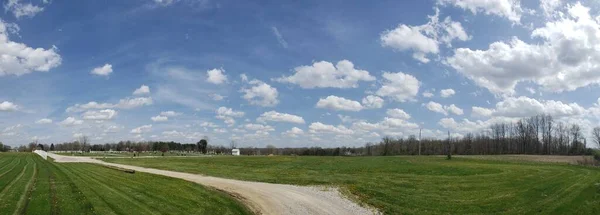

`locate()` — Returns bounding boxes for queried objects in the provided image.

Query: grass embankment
[0,153,251,215]
[103,156,600,214]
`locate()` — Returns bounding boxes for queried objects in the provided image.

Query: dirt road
[47,153,377,215]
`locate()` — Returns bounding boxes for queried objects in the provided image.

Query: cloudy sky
[1,0,600,148]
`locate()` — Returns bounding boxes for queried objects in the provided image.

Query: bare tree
[365,142,373,156]
[570,124,582,154]
[593,127,600,148]
[230,140,237,149]
[382,137,392,156]
[78,135,89,152]
[446,131,452,160]
[418,128,422,156]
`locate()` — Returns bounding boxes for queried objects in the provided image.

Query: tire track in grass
[32,156,60,215]
[24,156,55,215]
[81,164,217,213]
[541,168,597,212]
[66,164,160,215]
[0,156,14,165]
[50,162,97,215]
[0,155,32,213]
[0,158,21,179]
[80,166,191,213]
[0,157,16,173]
[56,164,113,215]
[0,159,29,200]
[15,162,37,215]
[49,166,59,215]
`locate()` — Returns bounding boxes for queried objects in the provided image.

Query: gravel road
[47,153,378,215]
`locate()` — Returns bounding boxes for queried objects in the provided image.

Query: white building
[232,148,240,156]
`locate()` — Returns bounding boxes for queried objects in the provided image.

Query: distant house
[231,148,240,156]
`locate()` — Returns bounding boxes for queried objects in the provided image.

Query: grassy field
[103,156,600,214]
[0,153,251,215]
[455,154,592,164]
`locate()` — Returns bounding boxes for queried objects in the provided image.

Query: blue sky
[2,0,600,148]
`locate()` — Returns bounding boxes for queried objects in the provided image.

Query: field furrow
[0,153,251,215]
[15,162,37,215]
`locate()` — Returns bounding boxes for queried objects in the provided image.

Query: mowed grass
[103,156,600,214]
[0,153,251,215]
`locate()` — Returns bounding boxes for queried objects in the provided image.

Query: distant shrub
[578,151,600,167]
[577,157,599,166]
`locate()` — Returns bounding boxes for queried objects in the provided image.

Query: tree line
[0,142,11,152]
[236,114,599,156]
[34,138,213,154]
[4,114,599,157]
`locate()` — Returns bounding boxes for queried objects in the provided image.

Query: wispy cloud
[271,26,288,48]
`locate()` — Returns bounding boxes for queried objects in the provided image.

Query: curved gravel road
[47,153,377,215]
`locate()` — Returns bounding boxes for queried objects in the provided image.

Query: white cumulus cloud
[0,101,18,111]
[386,108,411,119]
[422,91,434,98]
[471,106,494,118]
[257,111,305,124]
[58,117,83,126]
[494,96,586,118]
[440,88,455,98]
[425,101,463,115]
[216,107,245,127]
[131,124,152,134]
[35,118,52,124]
[316,95,363,112]
[206,68,227,84]
[309,122,354,135]
[447,3,600,94]
[133,85,150,95]
[90,64,113,76]
[4,0,45,19]
[151,115,168,122]
[276,60,375,89]
[82,109,117,120]
[380,8,469,63]
[376,72,420,102]
[67,97,153,112]
[0,20,61,76]
[362,95,384,109]
[241,80,279,107]
[282,127,304,137]
[438,0,525,24]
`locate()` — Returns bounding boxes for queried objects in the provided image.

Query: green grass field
[102,156,600,214]
[0,153,250,215]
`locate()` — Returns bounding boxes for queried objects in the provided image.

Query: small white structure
[231,148,240,156]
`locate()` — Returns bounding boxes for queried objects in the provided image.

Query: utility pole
[418,128,422,156]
